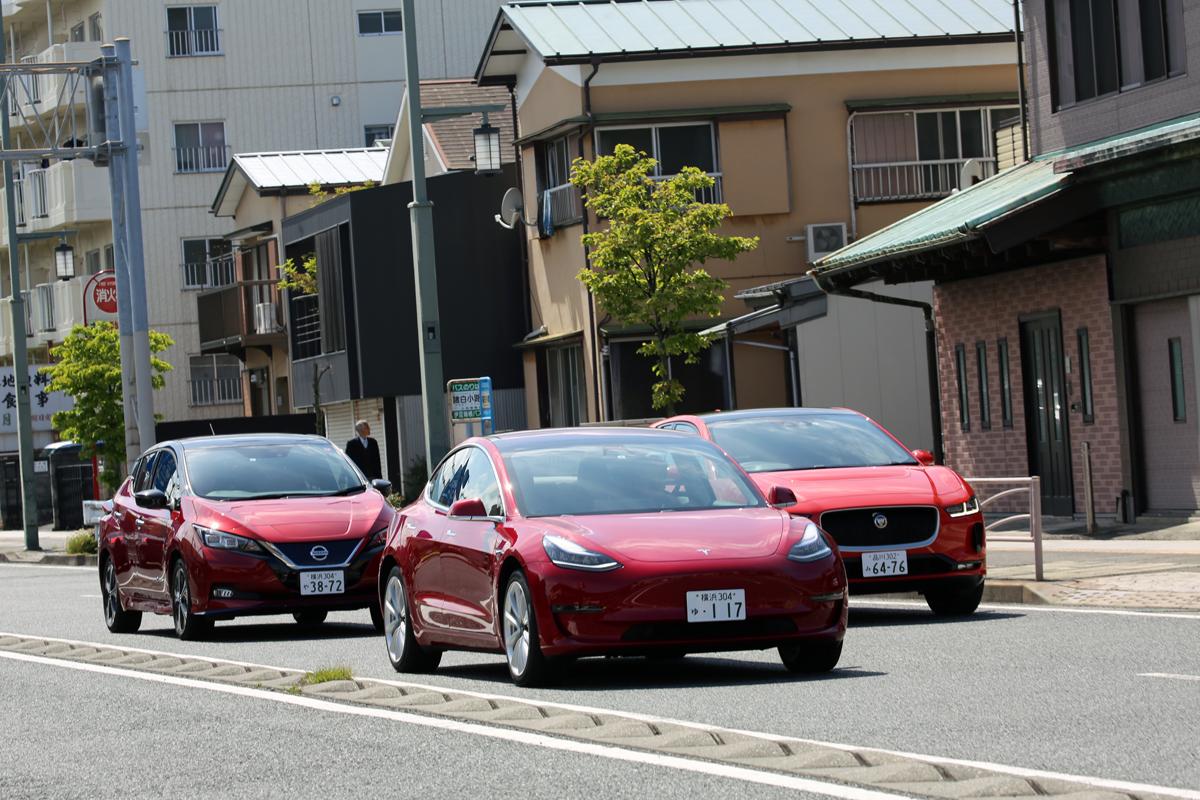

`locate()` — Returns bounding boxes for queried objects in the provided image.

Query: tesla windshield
[706,414,918,472]
[503,438,764,517]
[186,442,366,500]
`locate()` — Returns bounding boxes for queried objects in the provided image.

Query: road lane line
[0,563,95,572]
[853,599,1200,620]
[0,648,908,800]
[5,630,1199,800]
[1140,672,1200,682]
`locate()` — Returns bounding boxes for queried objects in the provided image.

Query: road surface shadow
[139,620,376,643]
[437,655,886,690]
[848,607,1023,628]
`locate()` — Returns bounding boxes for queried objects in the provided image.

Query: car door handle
[135,518,144,528]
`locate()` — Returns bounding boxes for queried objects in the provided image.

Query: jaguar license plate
[861,550,908,577]
[299,570,345,596]
[686,589,746,623]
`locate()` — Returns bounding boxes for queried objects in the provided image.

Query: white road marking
[4,630,1199,800]
[1140,672,1200,683]
[853,599,1200,621]
[79,594,101,599]
[0,648,907,800]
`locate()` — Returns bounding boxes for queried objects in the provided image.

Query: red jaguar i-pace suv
[98,434,394,639]
[655,409,986,616]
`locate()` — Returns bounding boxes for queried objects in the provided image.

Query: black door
[1020,313,1074,516]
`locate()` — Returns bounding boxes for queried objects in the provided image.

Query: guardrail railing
[967,476,1044,581]
[853,158,997,203]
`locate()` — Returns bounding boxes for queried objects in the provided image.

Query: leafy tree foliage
[571,145,758,413]
[42,322,174,491]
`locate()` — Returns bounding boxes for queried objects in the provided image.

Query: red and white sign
[83,270,118,325]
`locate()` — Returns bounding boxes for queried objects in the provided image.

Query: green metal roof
[812,111,1200,278]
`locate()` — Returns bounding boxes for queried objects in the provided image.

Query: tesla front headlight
[945,496,980,518]
[197,526,264,554]
[542,534,621,572]
[787,523,832,563]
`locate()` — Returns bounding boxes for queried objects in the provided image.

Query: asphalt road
[2,564,1198,795]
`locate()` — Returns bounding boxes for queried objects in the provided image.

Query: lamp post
[473,117,502,175]
[54,242,76,281]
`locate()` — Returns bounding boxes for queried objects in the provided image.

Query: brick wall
[933,256,1122,516]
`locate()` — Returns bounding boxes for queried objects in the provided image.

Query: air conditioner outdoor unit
[254,302,278,335]
[806,223,847,263]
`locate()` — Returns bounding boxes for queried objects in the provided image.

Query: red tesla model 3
[378,428,847,686]
[655,409,986,616]
[98,434,394,639]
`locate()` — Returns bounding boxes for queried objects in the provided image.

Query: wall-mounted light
[330,95,342,107]
[54,241,75,281]
[473,114,502,176]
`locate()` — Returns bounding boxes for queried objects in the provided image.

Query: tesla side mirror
[768,486,797,510]
[912,449,936,467]
[448,497,489,520]
[371,479,392,495]
[133,488,168,509]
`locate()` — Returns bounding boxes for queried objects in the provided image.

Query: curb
[0,551,97,567]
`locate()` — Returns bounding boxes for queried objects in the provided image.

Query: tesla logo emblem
[310,545,329,561]
[873,513,889,529]
[697,548,711,556]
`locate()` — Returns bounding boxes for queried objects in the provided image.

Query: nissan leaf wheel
[172,560,212,640]
[101,558,141,633]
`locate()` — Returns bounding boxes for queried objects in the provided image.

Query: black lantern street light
[473,115,502,175]
[54,241,75,281]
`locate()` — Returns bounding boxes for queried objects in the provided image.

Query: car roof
[167,433,335,451]
[488,426,692,452]
[693,408,862,423]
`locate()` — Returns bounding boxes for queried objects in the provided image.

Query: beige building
[0,0,502,428]
[476,0,1020,448]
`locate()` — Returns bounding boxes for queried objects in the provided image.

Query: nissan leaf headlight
[542,534,621,572]
[945,496,980,518]
[197,526,264,554]
[787,522,832,563]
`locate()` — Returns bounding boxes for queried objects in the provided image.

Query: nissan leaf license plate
[299,570,345,596]
[686,589,746,622]
[861,551,908,577]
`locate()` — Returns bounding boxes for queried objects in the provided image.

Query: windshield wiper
[324,484,367,497]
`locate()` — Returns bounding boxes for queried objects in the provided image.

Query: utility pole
[0,13,40,550]
[401,0,449,468]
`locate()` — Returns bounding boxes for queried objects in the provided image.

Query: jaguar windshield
[186,442,366,500]
[706,414,918,473]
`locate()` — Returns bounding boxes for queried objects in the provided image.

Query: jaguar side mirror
[768,486,797,510]
[912,449,936,467]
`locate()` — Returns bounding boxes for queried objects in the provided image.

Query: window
[167,6,220,56]
[181,237,232,289]
[459,448,504,516]
[955,344,970,431]
[1051,0,1185,109]
[357,9,403,35]
[596,122,721,202]
[1169,337,1186,422]
[88,12,103,42]
[976,341,991,430]
[545,343,585,427]
[1077,328,1095,423]
[133,453,159,492]
[537,135,582,232]
[364,124,395,147]
[70,22,85,42]
[673,422,700,435]
[429,448,469,507]
[151,450,177,494]
[104,243,114,270]
[189,354,242,406]
[85,249,102,275]
[998,337,1014,428]
[174,121,226,173]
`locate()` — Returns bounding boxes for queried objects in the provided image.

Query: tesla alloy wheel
[101,558,141,633]
[382,566,441,673]
[502,572,555,687]
[171,560,212,641]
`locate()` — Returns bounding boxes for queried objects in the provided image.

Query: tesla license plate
[861,551,908,577]
[299,570,345,596]
[686,589,746,623]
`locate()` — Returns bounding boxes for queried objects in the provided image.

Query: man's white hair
[354,419,370,433]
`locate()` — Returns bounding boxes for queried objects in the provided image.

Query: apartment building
[0,0,501,429]
[813,1,1200,519]
[476,0,1018,448]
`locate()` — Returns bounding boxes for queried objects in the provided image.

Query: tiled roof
[421,80,516,170]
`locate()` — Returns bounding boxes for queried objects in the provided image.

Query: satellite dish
[959,158,987,188]
[497,187,524,229]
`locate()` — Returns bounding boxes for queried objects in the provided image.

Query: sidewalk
[0,527,95,566]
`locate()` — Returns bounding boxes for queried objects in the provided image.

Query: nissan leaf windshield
[186,442,366,500]
[707,414,918,472]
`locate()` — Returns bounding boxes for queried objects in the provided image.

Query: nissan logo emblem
[873,513,889,530]
[310,545,329,562]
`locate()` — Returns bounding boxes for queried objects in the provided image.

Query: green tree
[42,322,175,491]
[276,252,317,295]
[571,144,758,413]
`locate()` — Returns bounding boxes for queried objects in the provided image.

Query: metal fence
[166,28,222,57]
[182,253,236,289]
[967,476,1044,581]
[853,158,997,203]
[175,144,229,173]
[189,376,242,407]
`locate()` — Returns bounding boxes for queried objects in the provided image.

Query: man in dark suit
[345,420,382,481]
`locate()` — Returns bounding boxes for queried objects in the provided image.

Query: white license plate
[299,570,345,596]
[861,551,908,577]
[686,589,746,623]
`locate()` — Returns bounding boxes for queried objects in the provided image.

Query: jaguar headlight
[945,496,980,518]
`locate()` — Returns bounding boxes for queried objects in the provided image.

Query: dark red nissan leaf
[98,434,394,639]
[378,428,848,686]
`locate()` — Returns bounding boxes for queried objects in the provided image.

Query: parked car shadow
[140,620,377,643]
[437,654,886,690]
[848,606,1023,628]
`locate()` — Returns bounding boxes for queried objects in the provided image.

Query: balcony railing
[167,28,222,57]
[290,294,321,361]
[12,176,26,227]
[33,284,54,333]
[175,145,229,174]
[852,158,998,203]
[190,377,241,406]
[197,279,283,351]
[540,183,583,233]
[25,168,48,219]
[649,172,724,204]
[183,253,236,290]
